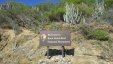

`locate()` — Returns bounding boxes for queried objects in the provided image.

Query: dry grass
[0,22,113,64]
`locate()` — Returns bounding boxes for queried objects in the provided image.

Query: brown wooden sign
[39,31,71,46]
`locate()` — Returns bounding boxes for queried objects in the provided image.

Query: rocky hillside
[0,21,113,64]
[0,1,113,64]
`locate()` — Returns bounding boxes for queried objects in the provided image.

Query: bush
[81,26,109,41]
[87,29,109,41]
[105,0,113,7]
[108,37,113,44]
[77,3,94,16]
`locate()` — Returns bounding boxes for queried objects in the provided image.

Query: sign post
[40,31,71,58]
[47,46,49,59]
[62,46,65,57]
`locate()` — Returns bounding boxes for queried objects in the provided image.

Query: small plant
[87,29,109,40]
[81,26,109,41]
[108,38,113,44]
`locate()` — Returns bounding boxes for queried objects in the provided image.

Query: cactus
[0,2,13,10]
[63,3,82,24]
[93,0,105,19]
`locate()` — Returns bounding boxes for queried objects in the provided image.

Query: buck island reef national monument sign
[39,31,71,58]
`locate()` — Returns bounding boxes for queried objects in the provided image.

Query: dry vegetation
[0,22,113,64]
[0,0,113,64]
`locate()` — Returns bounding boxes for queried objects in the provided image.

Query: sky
[0,0,60,6]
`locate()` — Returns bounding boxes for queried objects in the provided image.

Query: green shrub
[81,25,109,41]
[105,0,113,7]
[87,29,109,41]
[77,3,94,16]
[108,38,113,44]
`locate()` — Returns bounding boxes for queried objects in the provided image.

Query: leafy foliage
[105,0,113,7]
[0,0,113,32]
[87,29,109,40]
[81,26,109,41]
